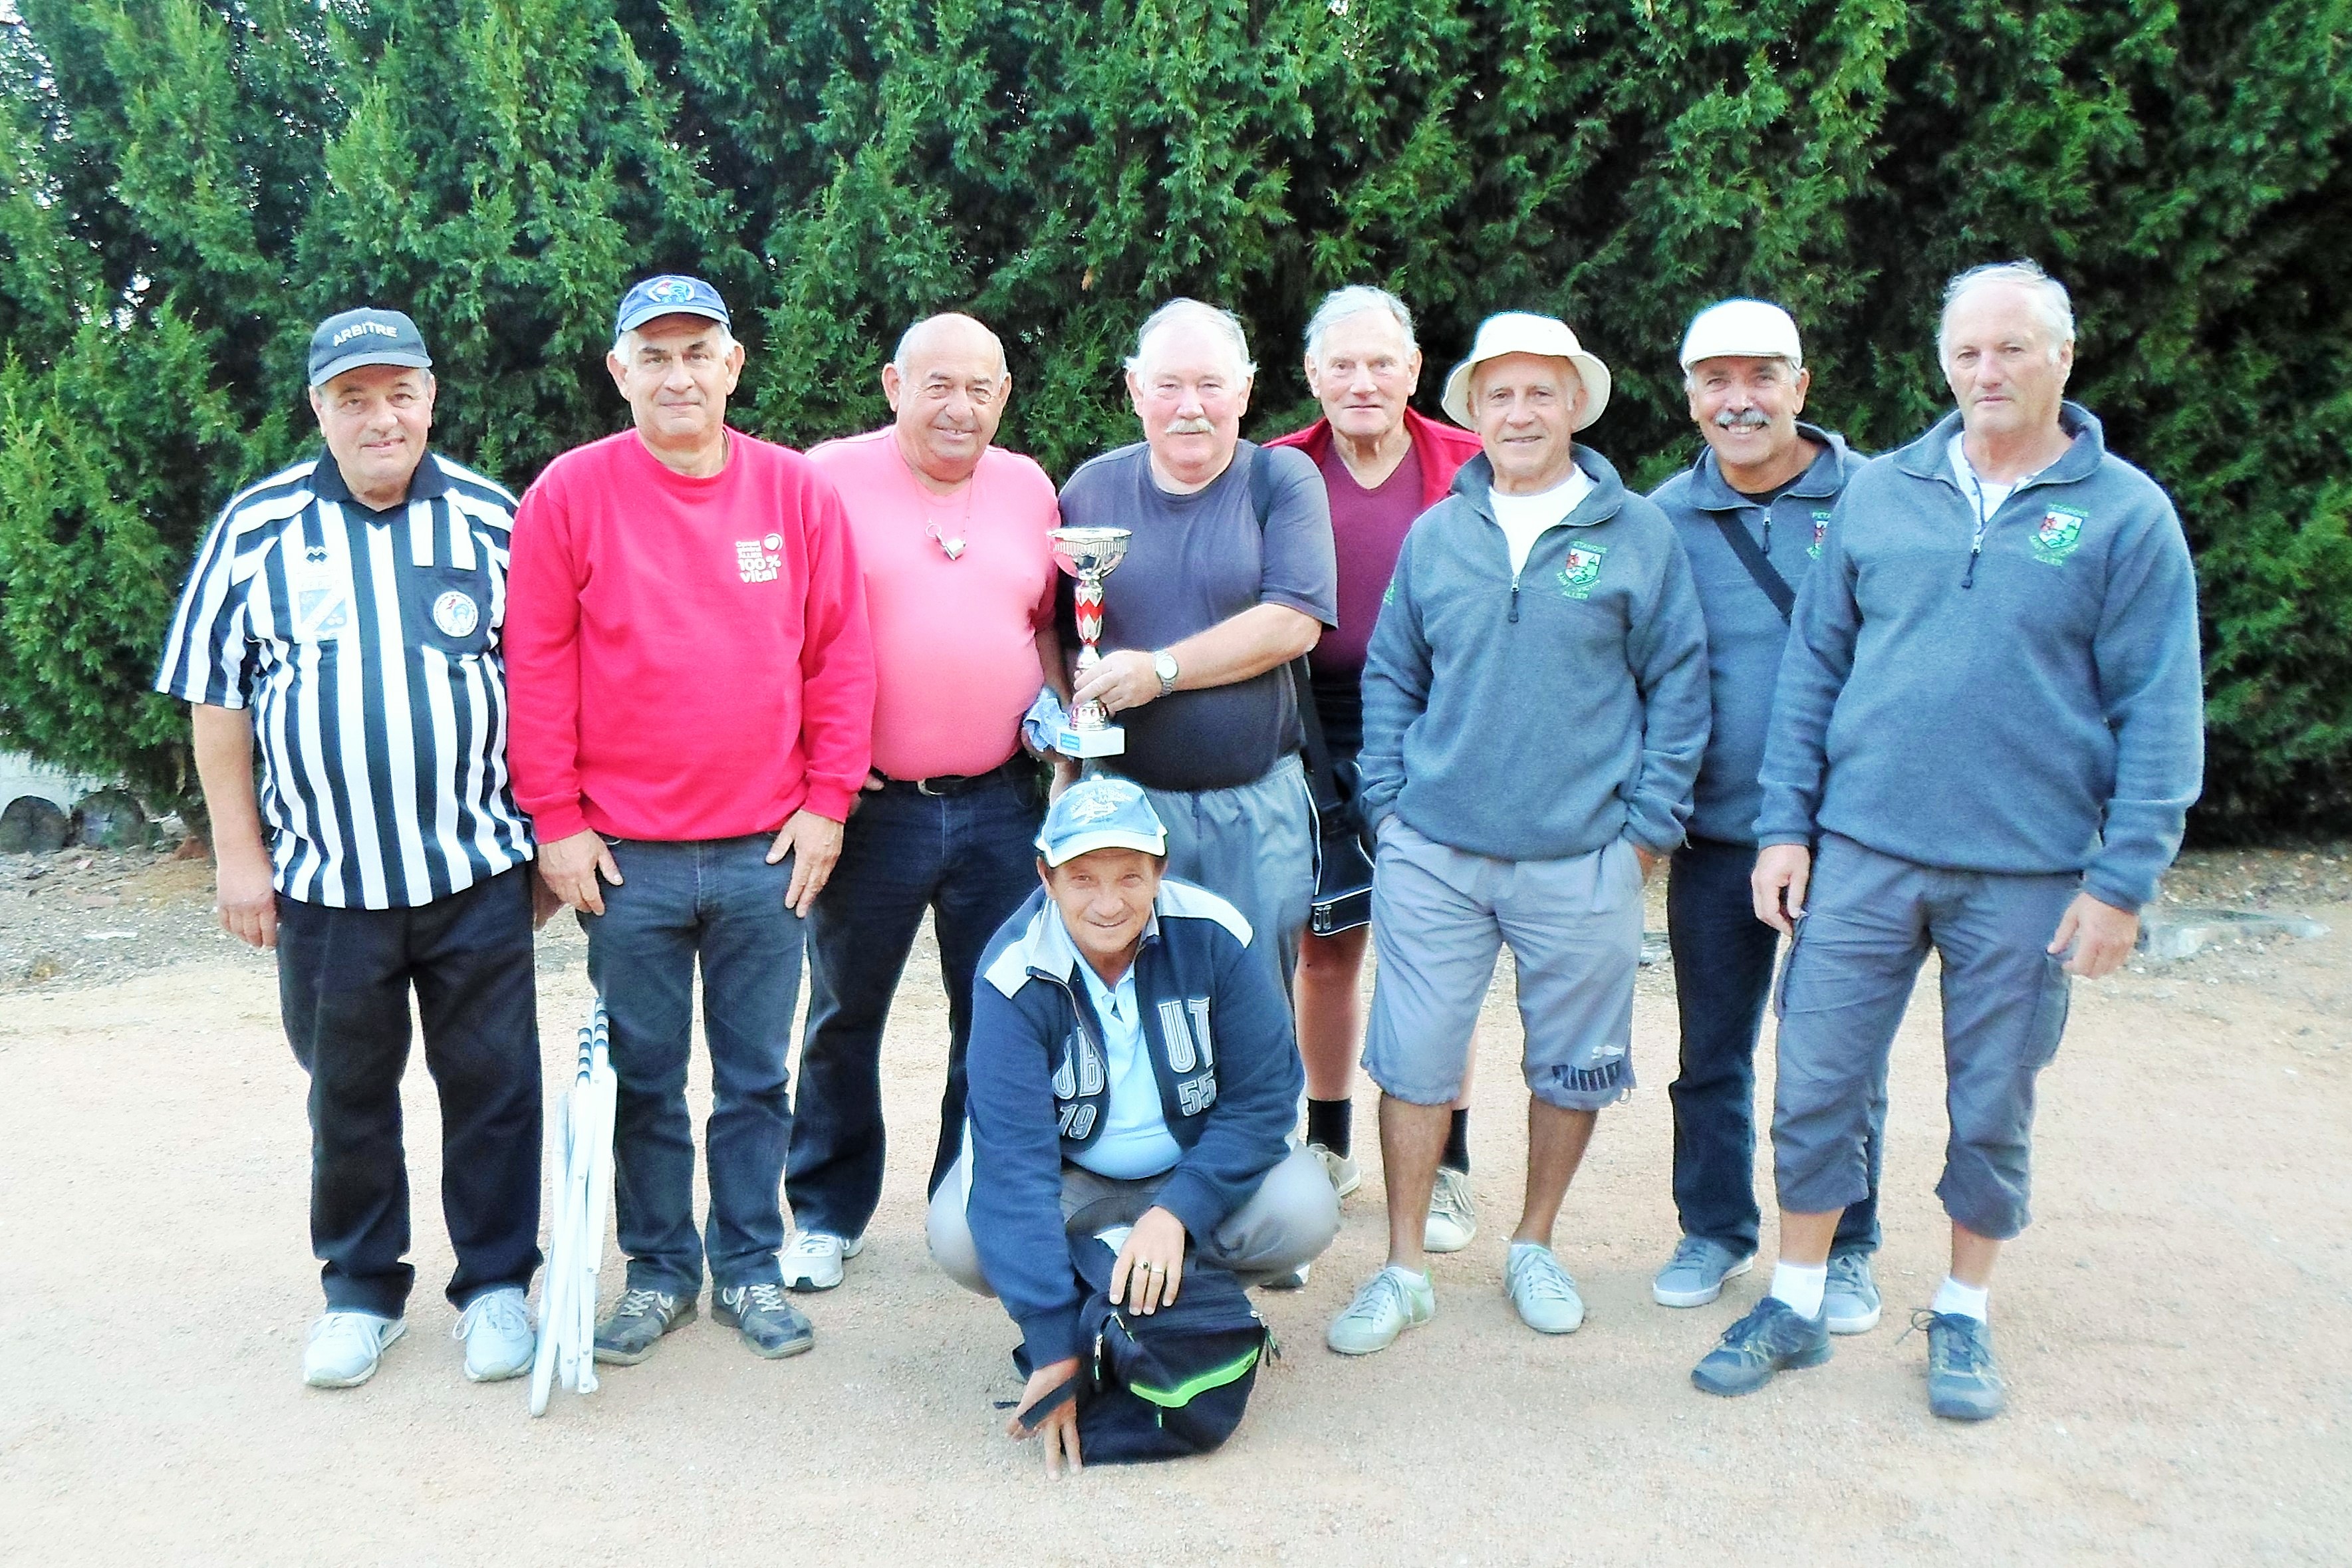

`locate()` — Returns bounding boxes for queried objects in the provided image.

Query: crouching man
[928,776,1340,1472]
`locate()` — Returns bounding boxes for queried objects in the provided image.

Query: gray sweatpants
[927,1146,1340,1293]
[1140,753,1313,993]
[1772,833,2079,1240]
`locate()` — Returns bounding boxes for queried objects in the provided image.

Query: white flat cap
[1680,299,1804,371]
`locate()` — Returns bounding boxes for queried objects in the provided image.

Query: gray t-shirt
[1056,440,1337,792]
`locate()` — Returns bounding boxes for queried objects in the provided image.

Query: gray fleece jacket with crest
[1756,402,2204,910]
[1359,446,1712,861]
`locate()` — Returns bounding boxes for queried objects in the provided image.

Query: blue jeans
[788,767,1044,1238]
[582,833,804,1294]
[1666,837,1881,1255]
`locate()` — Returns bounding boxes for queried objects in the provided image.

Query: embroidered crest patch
[1557,543,1609,600]
[2031,506,2087,566]
[432,590,479,639]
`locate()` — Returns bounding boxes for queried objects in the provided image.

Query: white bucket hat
[1440,312,1612,431]
[1679,298,1804,371]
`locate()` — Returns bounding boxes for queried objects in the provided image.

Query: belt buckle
[916,774,956,797]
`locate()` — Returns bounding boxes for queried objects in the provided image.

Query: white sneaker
[302,1310,405,1388]
[1424,1166,1478,1253]
[1326,1265,1436,1356]
[1309,1142,1363,1199]
[1505,1241,1585,1335]
[453,1287,535,1382]
[779,1230,864,1292]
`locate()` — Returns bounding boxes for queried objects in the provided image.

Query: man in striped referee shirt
[157,309,544,1392]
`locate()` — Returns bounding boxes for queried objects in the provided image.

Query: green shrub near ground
[0,0,2345,834]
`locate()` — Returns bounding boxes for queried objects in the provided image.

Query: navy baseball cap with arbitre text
[308,309,432,388]
[614,275,731,337]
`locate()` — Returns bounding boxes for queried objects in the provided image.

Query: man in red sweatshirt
[505,275,875,1366]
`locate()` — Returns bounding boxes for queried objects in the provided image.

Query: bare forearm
[1165,604,1320,690]
[190,704,265,853]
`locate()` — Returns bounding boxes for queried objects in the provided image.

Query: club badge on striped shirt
[432,590,480,638]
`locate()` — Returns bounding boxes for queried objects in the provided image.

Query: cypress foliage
[0,0,2345,831]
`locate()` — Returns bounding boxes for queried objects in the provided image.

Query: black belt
[878,756,1025,797]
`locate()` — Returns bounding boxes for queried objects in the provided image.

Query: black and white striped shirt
[155,452,535,908]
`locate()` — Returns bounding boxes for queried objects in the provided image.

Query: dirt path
[2,877,2347,1565]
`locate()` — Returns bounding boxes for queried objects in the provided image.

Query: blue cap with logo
[1035,776,1168,867]
[308,309,433,388]
[614,275,731,338]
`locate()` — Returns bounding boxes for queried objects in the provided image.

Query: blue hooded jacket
[964,878,1302,1367]
[1756,403,2204,910]
[1650,424,1866,845]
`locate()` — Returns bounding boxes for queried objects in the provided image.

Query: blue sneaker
[1918,1311,2006,1420]
[1652,1236,1755,1308]
[1824,1249,1882,1335]
[1691,1296,1831,1396]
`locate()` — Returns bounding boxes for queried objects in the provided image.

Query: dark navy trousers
[277,867,543,1317]
[787,767,1043,1240]
[1666,836,1881,1255]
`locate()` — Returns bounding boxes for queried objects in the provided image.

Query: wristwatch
[1152,649,1180,698]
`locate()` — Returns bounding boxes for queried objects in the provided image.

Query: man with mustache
[779,313,1066,1293]
[1644,300,1885,1331]
[506,275,876,1366]
[1053,300,1337,997]
[1692,261,2202,1418]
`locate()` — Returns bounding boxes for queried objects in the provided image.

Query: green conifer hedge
[1,0,2345,833]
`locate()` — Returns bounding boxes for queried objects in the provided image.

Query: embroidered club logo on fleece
[1557,543,1609,600]
[2031,506,2087,565]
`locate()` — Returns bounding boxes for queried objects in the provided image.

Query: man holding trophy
[1051,299,1337,991]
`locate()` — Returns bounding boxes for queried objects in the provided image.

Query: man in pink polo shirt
[505,275,875,1366]
[779,313,1064,1292]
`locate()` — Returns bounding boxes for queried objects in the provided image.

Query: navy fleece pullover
[1756,403,2204,911]
[1650,424,1865,845]
[1359,446,1711,860]
[964,878,1302,1368]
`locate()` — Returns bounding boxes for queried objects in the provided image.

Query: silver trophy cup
[1049,525,1133,759]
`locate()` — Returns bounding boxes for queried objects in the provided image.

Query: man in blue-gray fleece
[928,775,1337,1473]
[1646,299,1886,1331]
[1327,311,1710,1357]
[1693,261,2204,1420]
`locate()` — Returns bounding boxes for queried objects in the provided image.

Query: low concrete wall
[0,753,102,813]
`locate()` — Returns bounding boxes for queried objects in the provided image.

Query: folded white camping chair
[530,998,616,1416]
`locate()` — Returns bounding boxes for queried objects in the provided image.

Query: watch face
[1154,652,1179,683]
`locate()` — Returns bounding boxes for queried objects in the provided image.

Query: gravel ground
[1,844,2346,1564]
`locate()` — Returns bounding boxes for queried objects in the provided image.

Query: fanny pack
[1013,1234,1273,1463]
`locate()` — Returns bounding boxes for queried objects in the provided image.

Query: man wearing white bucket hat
[1645,300,1885,1329]
[1328,311,1710,1355]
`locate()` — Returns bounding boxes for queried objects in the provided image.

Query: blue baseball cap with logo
[308,309,433,388]
[1036,777,1168,867]
[614,275,731,338]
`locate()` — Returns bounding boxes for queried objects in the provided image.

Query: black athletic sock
[1442,1108,1471,1174]
[1306,1097,1353,1158]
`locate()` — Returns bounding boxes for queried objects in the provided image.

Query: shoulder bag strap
[1710,505,1795,621]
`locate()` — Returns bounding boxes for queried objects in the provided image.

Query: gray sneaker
[1652,1236,1756,1308]
[1691,1296,1832,1396]
[1824,1249,1883,1334]
[1424,1166,1478,1253]
[593,1286,697,1365]
[715,1281,816,1359]
[1918,1310,2005,1420]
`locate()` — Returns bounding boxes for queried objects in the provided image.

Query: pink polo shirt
[807,428,1060,779]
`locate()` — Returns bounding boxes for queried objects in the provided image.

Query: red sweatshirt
[505,429,875,844]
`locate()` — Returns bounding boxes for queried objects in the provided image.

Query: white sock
[1768,1261,1827,1319]
[1932,1275,1990,1321]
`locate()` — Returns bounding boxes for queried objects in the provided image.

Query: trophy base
[1053,723,1126,759]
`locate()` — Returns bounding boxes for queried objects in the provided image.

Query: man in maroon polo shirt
[1265,285,1484,1252]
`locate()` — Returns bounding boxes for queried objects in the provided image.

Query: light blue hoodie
[1360,446,1711,861]
[1650,423,1865,845]
[1756,403,2204,911]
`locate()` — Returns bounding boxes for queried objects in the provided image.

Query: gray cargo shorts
[1771,833,2079,1240]
[1362,818,1644,1112]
